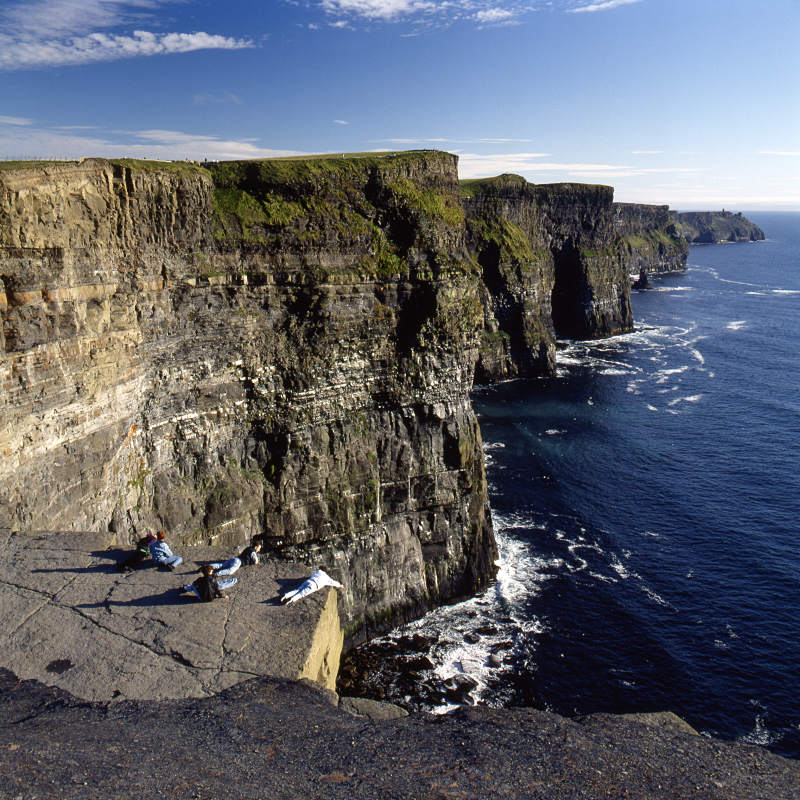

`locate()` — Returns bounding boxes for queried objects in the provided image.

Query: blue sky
[1,0,798,209]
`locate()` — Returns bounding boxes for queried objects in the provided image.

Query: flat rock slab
[0,530,341,701]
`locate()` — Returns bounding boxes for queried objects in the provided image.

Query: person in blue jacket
[148,530,183,570]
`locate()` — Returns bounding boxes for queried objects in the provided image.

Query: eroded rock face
[614,202,689,286]
[462,175,635,383]
[0,153,496,639]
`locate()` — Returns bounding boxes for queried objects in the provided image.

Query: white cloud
[321,0,435,20]
[0,115,34,125]
[759,150,800,157]
[632,149,663,155]
[319,0,538,28]
[568,0,642,13]
[333,119,350,125]
[457,151,701,180]
[0,122,304,161]
[474,8,517,24]
[0,1,252,70]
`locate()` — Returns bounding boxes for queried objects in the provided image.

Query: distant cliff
[615,202,689,286]
[670,210,765,244]
[462,174,635,383]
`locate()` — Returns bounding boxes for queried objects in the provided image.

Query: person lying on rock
[148,530,183,571]
[184,564,236,602]
[206,541,263,577]
[238,540,262,566]
[280,567,343,604]
[117,533,156,572]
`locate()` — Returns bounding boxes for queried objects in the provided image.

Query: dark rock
[670,210,765,244]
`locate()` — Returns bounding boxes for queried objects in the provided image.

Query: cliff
[462,174,634,383]
[0,152,694,640]
[670,210,765,244]
[614,202,689,286]
[0,152,496,641]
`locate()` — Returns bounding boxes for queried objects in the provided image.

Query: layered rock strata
[0,153,496,641]
[670,210,765,243]
[461,174,635,383]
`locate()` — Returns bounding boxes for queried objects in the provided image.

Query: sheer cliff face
[0,153,496,638]
[614,203,689,282]
[463,175,634,382]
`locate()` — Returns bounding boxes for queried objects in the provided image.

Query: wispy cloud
[333,119,350,125]
[474,8,519,26]
[568,0,642,13]
[632,149,663,155]
[457,151,701,180]
[0,0,252,70]
[319,0,536,29]
[318,0,643,27]
[0,119,303,161]
[320,0,437,21]
[193,93,243,106]
[0,115,33,125]
[759,150,800,157]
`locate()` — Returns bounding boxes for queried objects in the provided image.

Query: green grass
[0,157,210,177]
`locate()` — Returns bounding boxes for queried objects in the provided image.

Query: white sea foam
[646,404,659,412]
[738,714,779,748]
[483,441,506,451]
[772,289,800,295]
[544,429,567,436]
[690,348,705,365]
[726,320,749,330]
[668,394,703,406]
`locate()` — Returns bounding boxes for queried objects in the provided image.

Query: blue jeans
[156,554,182,568]
[210,557,241,577]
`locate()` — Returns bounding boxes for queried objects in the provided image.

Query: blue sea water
[365,212,800,758]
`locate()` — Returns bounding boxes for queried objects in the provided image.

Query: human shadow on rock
[263,577,307,606]
[76,589,188,609]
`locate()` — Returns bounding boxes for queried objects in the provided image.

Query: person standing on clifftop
[184,564,235,601]
[149,530,183,571]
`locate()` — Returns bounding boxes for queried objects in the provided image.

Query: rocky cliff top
[1,668,798,800]
[670,210,765,243]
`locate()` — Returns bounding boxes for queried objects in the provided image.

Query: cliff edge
[0,152,496,642]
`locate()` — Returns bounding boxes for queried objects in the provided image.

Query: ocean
[343,212,800,759]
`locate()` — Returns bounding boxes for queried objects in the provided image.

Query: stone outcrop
[614,202,689,286]
[670,210,765,244]
[0,153,496,642]
[462,175,635,383]
[0,531,344,699]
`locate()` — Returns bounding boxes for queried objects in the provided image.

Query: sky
[0,0,798,210]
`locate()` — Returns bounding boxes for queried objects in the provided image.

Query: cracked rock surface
[0,531,342,701]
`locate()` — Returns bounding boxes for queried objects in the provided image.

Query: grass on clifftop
[0,158,210,176]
